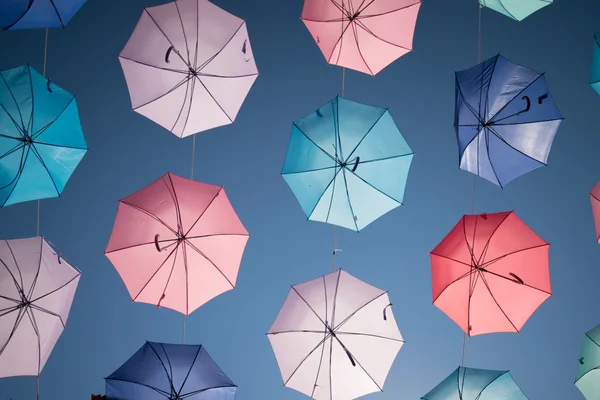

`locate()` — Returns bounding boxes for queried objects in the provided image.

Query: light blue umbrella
[479,0,553,21]
[105,341,237,400]
[575,324,600,400]
[455,54,563,188]
[281,96,414,232]
[592,32,600,97]
[1,0,88,30]
[422,366,528,400]
[0,64,87,208]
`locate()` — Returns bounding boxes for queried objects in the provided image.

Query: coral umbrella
[0,64,88,208]
[0,236,81,378]
[119,0,259,138]
[104,172,249,316]
[592,32,600,97]
[590,180,600,243]
[422,366,528,400]
[1,0,88,30]
[455,54,563,187]
[480,0,553,22]
[430,211,551,336]
[301,0,422,75]
[576,324,600,400]
[281,96,414,232]
[267,269,404,400]
[105,341,236,400]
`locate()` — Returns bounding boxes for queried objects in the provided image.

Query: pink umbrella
[301,0,422,75]
[104,172,249,316]
[591,180,600,243]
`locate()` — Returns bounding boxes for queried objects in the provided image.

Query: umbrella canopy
[267,269,404,400]
[0,236,81,377]
[455,54,563,187]
[119,0,259,138]
[590,181,600,243]
[301,0,422,75]
[104,172,249,316]
[576,324,600,400]
[0,64,88,208]
[430,211,551,336]
[1,0,87,30]
[105,341,236,400]
[281,96,414,232]
[479,0,552,21]
[422,366,528,400]
[592,32,600,97]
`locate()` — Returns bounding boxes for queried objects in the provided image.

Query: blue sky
[1,0,600,399]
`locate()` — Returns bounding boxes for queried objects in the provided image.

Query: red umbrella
[430,211,551,336]
[590,180,600,243]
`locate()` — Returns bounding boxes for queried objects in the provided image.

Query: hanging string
[182,135,196,343]
[36,28,49,239]
[331,68,346,273]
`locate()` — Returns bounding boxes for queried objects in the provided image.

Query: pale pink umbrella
[119,0,259,138]
[591,180,600,243]
[301,0,422,75]
[104,172,249,316]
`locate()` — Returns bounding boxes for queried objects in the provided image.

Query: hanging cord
[331,68,346,273]
[182,135,196,343]
[36,28,48,239]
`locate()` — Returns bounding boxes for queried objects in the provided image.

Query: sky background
[1,0,600,399]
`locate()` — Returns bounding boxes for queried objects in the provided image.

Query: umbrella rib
[357,1,421,18]
[159,343,176,396]
[0,105,25,139]
[26,63,34,134]
[480,243,548,269]
[327,19,354,65]
[197,72,258,79]
[104,378,171,397]
[586,332,600,348]
[145,10,190,67]
[354,18,413,52]
[0,146,31,206]
[292,122,337,162]
[29,143,61,197]
[488,74,545,123]
[324,166,339,224]
[282,333,333,387]
[482,268,550,295]
[267,329,327,335]
[31,96,75,140]
[179,72,198,137]
[432,270,475,305]
[180,385,238,398]
[349,21,374,75]
[181,242,190,316]
[31,273,80,308]
[132,77,190,112]
[0,253,25,301]
[174,2,192,66]
[344,109,387,163]
[478,272,520,332]
[483,130,504,187]
[0,305,19,317]
[193,75,233,122]
[340,168,359,231]
[105,239,179,255]
[336,331,405,343]
[487,125,548,166]
[182,188,223,238]
[308,167,342,221]
[183,240,235,288]
[4,240,25,295]
[492,116,564,126]
[29,303,65,328]
[120,201,178,235]
[169,73,194,136]
[474,211,512,265]
[292,286,329,327]
[0,307,28,356]
[3,1,34,30]
[176,345,202,397]
[282,165,338,176]
[131,244,180,302]
[26,237,45,303]
[494,0,519,21]
[148,342,177,393]
[164,174,184,234]
[25,306,42,375]
[118,55,188,75]
[430,252,472,268]
[456,78,485,127]
[0,73,26,131]
[49,0,65,27]
[334,291,387,331]
[33,141,86,151]
[348,165,405,205]
[197,22,245,72]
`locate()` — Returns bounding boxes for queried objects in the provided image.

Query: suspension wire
[182,135,197,343]
[332,67,346,273]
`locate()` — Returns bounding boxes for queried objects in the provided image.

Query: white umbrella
[118,0,259,138]
[267,269,404,400]
[0,236,81,378]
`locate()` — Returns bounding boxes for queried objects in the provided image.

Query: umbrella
[576,324,600,400]
[104,172,249,316]
[0,64,88,208]
[301,0,422,75]
[281,96,414,232]
[267,269,404,400]
[455,54,563,187]
[430,211,551,336]
[105,341,236,400]
[590,181,600,243]
[422,366,528,400]
[1,0,88,30]
[0,236,81,377]
[119,0,259,138]
[479,0,553,21]
[592,32,600,97]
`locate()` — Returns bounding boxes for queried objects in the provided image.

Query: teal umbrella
[592,32,600,97]
[422,366,528,400]
[576,324,600,399]
[281,96,414,232]
[479,0,553,21]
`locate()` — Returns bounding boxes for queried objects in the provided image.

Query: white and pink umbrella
[104,172,249,316]
[0,236,81,378]
[267,269,404,400]
[119,0,259,137]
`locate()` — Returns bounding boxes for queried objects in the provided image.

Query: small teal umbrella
[575,324,600,399]
[592,32,600,97]
[422,366,528,400]
[281,96,414,231]
[479,0,553,21]
[0,64,87,208]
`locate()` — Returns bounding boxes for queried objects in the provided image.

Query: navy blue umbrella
[105,342,236,400]
[1,0,88,30]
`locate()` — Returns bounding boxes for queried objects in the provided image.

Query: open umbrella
[455,54,563,187]
[479,0,553,21]
[0,236,81,378]
[105,341,236,400]
[0,64,88,208]
[430,211,551,336]
[104,172,249,316]
[576,324,600,400]
[592,32,600,97]
[119,0,259,138]
[422,366,528,400]
[301,0,422,75]
[267,269,404,400]
[1,0,88,30]
[281,96,414,232]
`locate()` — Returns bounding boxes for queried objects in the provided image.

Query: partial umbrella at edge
[590,181,600,243]
[104,172,249,316]
[479,0,553,21]
[576,324,600,400]
[430,211,551,336]
[592,32,600,97]
[119,0,259,138]
[301,0,422,75]
[281,96,414,232]
[1,0,88,30]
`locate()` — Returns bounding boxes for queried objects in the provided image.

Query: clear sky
[1,0,600,399]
